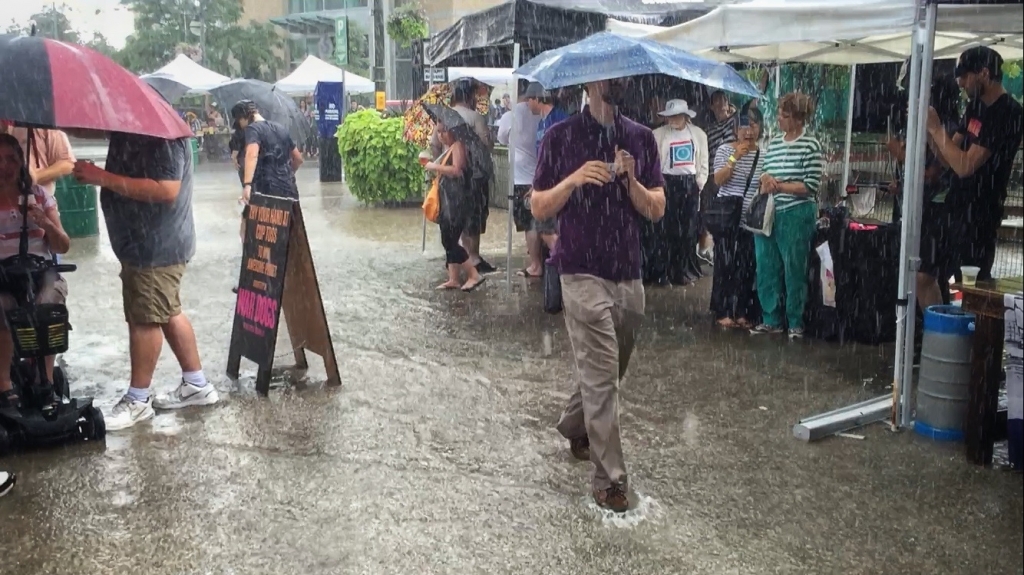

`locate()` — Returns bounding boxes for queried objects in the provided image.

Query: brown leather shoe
[569,436,590,461]
[593,483,629,513]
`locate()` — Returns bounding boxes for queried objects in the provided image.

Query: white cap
[658,99,697,118]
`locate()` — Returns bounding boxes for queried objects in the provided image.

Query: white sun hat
[659,99,697,118]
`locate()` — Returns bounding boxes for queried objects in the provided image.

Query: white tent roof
[142,54,231,92]
[607,0,1024,64]
[448,67,516,86]
[275,55,375,94]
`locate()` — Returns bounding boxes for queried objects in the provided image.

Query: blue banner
[314,81,344,138]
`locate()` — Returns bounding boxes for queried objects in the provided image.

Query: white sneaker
[105,395,155,431]
[0,471,15,497]
[153,381,219,410]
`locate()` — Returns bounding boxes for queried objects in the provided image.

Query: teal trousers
[753,202,817,330]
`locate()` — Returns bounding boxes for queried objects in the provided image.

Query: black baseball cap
[955,46,1003,80]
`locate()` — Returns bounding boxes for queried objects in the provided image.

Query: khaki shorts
[0,270,68,331]
[120,264,186,325]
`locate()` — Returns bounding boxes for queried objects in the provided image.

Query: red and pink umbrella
[0,34,192,140]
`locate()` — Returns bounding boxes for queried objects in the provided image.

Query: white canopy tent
[141,54,231,93]
[448,67,516,86]
[607,0,1023,64]
[274,55,375,95]
[610,0,1022,434]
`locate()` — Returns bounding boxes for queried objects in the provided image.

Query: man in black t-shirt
[927,46,1024,281]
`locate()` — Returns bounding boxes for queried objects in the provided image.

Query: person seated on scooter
[0,134,71,409]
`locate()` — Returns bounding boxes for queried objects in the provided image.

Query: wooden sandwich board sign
[226,193,341,395]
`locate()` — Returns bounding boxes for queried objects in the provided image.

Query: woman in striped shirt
[709,108,765,328]
[751,93,825,338]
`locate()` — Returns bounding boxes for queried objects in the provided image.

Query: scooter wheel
[80,406,106,442]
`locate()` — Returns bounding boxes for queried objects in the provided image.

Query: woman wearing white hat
[648,99,709,286]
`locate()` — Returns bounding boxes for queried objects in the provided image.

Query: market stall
[612,0,1024,437]
[425,0,710,67]
[141,54,231,95]
[275,55,375,95]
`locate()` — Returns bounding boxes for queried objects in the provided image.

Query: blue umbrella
[514,31,760,97]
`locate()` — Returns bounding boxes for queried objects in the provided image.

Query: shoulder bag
[421,149,453,224]
[705,148,760,235]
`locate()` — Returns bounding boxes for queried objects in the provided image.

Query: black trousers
[440,222,469,266]
[642,174,702,284]
[709,219,761,322]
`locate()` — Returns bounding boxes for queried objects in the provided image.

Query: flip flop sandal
[461,277,488,292]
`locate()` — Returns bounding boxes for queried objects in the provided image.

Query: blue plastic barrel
[914,305,976,441]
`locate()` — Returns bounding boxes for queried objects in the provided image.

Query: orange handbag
[422,149,452,223]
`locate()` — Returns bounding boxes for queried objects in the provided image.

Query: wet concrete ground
[1,161,1022,575]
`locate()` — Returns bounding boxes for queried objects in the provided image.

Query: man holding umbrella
[530,77,665,513]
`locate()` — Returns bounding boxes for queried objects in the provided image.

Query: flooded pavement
[1,163,1022,575]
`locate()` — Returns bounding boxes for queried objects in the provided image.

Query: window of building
[325,0,368,8]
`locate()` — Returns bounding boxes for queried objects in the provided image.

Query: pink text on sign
[236,287,279,331]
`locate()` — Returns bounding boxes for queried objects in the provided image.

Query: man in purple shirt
[531,78,666,513]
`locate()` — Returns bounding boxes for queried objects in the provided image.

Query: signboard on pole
[375,91,386,111]
[423,67,446,83]
[334,17,349,66]
[314,81,343,138]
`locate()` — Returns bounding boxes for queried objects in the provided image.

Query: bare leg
[461,233,481,264]
[460,261,483,290]
[162,313,203,373]
[541,233,558,251]
[437,264,462,289]
[916,272,944,313]
[525,230,544,276]
[128,323,164,389]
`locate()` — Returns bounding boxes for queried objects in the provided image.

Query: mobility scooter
[0,189,104,456]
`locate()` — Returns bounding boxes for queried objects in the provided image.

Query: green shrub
[336,109,423,205]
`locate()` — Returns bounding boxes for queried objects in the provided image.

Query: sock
[182,370,208,388]
[126,386,150,402]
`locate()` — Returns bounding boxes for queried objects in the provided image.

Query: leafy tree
[342,21,371,79]
[117,0,283,78]
[86,33,119,58]
[5,3,81,43]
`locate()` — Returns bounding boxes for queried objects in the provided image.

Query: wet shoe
[788,327,805,339]
[654,277,672,287]
[105,395,155,431]
[750,324,784,335]
[0,471,14,497]
[475,259,497,274]
[569,436,591,461]
[154,381,220,410]
[593,483,629,513]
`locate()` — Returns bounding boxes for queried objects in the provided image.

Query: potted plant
[386,4,428,48]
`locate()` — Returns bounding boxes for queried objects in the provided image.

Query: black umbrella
[208,79,309,144]
[422,103,494,185]
[140,73,190,103]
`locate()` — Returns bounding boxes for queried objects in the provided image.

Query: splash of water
[581,490,663,529]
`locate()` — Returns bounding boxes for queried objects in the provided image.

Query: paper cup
[961,266,981,287]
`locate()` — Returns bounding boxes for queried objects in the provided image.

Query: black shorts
[919,202,959,280]
[464,180,489,235]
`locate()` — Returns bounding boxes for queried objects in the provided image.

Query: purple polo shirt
[533,106,664,282]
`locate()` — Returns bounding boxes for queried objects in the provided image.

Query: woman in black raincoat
[424,121,486,292]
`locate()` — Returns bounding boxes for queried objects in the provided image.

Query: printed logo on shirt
[669,140,695,170]
[968,118,982,138]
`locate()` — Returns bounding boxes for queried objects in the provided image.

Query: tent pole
[840,65,857,195]
[506,42,521,291]
[898,0,938,429]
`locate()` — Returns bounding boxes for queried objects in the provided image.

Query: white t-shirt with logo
[656,125,697,176]
[0,185,58,260]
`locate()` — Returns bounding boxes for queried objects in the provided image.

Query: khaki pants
[555,274,645,491]
[120,264,186,324]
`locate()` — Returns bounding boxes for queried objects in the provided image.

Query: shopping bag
[815,241,837,308]
[742,192,775,236]
[421,149,452,224]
